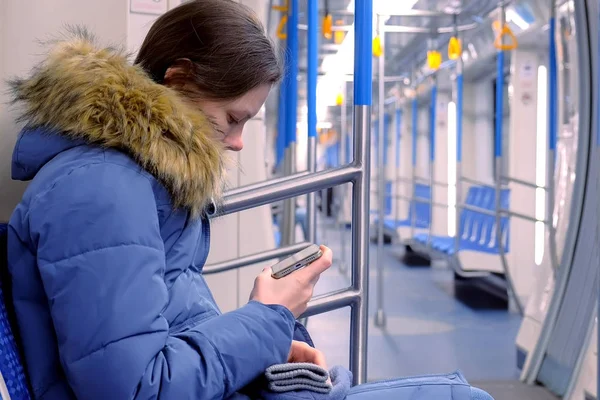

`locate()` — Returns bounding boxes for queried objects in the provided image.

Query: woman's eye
[227,115,239,125]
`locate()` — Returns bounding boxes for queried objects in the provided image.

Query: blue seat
[0,223,32,399]
[374,183,431,230]
[413,186,510,255]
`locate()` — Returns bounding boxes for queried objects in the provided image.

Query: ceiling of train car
[263,0,555,129]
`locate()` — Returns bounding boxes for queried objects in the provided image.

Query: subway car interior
[0,0,599,399]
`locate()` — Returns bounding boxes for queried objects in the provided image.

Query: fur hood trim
[9,29,226,217]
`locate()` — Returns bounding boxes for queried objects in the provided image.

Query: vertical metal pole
[375,14,387,328]
[455,32,464,253]
[277,83,287,173]
[427,78,437,247]
[410,94,418,238]
[307,0,318,244]
[279,25,290,244]
[284,0,299,246]
[277,71,287,239]
[340,80,349,274]
[495,5,524,315]
[282,153,294,245]
[596,0,600,391]
[351,0,372,384]
[547,1,560,272]
[394,103,402,229]
[295,0,318,329]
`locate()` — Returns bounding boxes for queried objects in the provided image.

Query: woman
[6,1,333,399]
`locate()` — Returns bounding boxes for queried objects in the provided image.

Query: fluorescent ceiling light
[317,0,418,121]
[346,0,418,15]
[506,8,530,30]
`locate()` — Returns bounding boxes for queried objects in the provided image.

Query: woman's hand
[288,341,331,385]
[287,340,328,369]
[250,245,333,318]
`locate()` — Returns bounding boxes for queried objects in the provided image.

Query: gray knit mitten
[265,363,333,394]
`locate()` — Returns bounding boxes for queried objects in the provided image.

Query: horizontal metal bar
[501,176,547,190]
[438,22,479,33]
[460,204,549,224]
[382,23,479,33]
[235,171,312,194]
[396,194,413,202]
[217,165,361,216]
[203,242,310,275]
[385,10,459,17]
[301,288,360,318]
[328,9,461,17]
[331,22,477,34]
[459,203,497,217]
[499,209,547,224]
[414,197,448,208]
[460,176,496,188]
[395,176,414,184]
[414,176,448,187]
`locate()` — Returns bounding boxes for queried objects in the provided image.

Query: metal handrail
[502,175,547,190]
[459,203,548,224]
[414,175,449,187]
[395,176,415,184]
[494,4,524,315]
[303,289,360,317]
[374,13,386,328]
[460,176,499,189]
[208,0,373,384]
[219,166,360,214]
[204,242,310,275]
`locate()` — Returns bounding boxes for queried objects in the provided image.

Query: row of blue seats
[413,186,510,255]
[373,183,432,230]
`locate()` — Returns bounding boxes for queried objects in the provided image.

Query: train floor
[305,218,557,400]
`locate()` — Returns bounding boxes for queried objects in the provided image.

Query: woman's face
[164,64,272,152]
[194,84,271,152]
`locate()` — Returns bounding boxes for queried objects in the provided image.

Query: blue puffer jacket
[7,32,300,399]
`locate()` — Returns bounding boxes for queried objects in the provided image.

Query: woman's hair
[135,0,282,101]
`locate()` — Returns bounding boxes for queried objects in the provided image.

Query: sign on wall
[130,0,168,15]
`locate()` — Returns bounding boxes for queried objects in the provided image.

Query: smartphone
[271,244,323,279]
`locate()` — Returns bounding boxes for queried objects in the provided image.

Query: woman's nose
[225,134,243,152]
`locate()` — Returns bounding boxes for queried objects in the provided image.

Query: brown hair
[135,0,282,101]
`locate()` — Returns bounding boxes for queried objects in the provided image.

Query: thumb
[298,245,332,280]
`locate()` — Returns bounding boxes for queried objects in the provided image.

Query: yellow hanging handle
[323,14,333,39]
[492,21,518,50]
[448,36,461,60]
[335,92,344,106]
[334,20,345,44]
[271,1,287,12]
[427,50,442,70]
[276,15,288,39]
[372,35,383,57]
[272,1,288,40]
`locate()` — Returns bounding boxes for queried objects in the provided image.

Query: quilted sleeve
[29,162,295,400]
